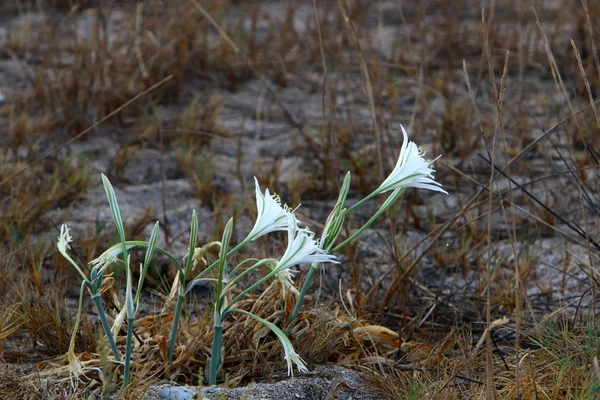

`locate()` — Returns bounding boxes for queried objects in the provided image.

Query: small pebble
[158,386,197,400]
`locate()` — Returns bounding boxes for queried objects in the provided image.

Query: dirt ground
[1,0,600,399]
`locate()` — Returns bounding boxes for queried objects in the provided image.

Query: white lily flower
[57,224,87,281]
[283,342,308,376]
[57,224,73,254]
[66,349,85,388]
[275,214,338,271]
[274,267,299,298]
[90,242,135,269]
[375,125,447,195]
[247,177,295,241]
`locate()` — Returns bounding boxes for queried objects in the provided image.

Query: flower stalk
[288,172,350,326]
[289,125,446,326]
[123,255,135,388]
[167,210,198,367]
[57,224,122,362]
[167,289,185,367]
[208,218,233,385]
[90,292,121,362]
[208,316,224,385]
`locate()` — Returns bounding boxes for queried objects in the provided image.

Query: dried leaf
[353,325,401,348]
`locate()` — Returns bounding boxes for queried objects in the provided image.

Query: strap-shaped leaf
[336,171,351,208]
[218,218,233,277]
[135,221,159,306]
[215,218,234,313]
[101,174,128,266]
[184,210,199,275]
[91,240,181,273]
[226,308,307,376]
[125,256,135,319]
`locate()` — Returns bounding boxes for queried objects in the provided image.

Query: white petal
[247,178,293,240]
[375,125,447,195]
[284,348,308,375]
[276,214,338,271]
[57,224,72,254]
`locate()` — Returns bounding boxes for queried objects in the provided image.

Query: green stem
[167,291,185,367]
[68,281,87,355]
[169,225,242,369]
[223,259,274,294]
[229,257,260,276]
[208,319,223,386]
[91,294,121,362]
[206,218,233,385]
[286,190,404,326]
[344,191,378,214]
[331,216,375,252]
[331,188,404,252]
[62,252,89,282]
[123,317,134,387]
[287,262,319,328]
[186,238,252,289]
[225,266,281,312]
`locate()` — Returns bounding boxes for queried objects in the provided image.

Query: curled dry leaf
[158,335,168,365]
[353,325,401,348]
[400,341,434,364]
[98,276,115,295]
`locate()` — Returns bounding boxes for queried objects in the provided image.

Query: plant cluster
[56,126,445,391]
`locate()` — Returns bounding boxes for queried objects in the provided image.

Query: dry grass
[0,0,599,399]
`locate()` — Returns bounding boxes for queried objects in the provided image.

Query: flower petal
[247,177,295,240]
[375,125,447,195]
[276,214,338,271]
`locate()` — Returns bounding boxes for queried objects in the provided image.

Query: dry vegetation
[1,0,600,398]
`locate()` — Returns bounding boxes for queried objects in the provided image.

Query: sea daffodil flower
[247,177,294,241]
[57,224,87,281]
[275,214,337,272]
[89,242,135,269]
[274,266,299,298]
[283,341,308,376]
[57,224,72,254]
[375,125,447,195]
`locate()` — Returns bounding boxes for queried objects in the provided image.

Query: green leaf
[218,218,234,275]
[125,255,135,319]
[332,188,404,252]
[227,308,307,376]
[101,174,126,247]
[215,218,234,312]
[101,174,128,268]
[321,172,351,250]
[135,221,159,306]
[337,171,351,207]
[184,210,199,275]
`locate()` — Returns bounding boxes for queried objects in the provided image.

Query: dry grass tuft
[0,364,44,400]
[18,283,96,356]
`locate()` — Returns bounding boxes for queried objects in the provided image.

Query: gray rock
[142,366,383,400]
